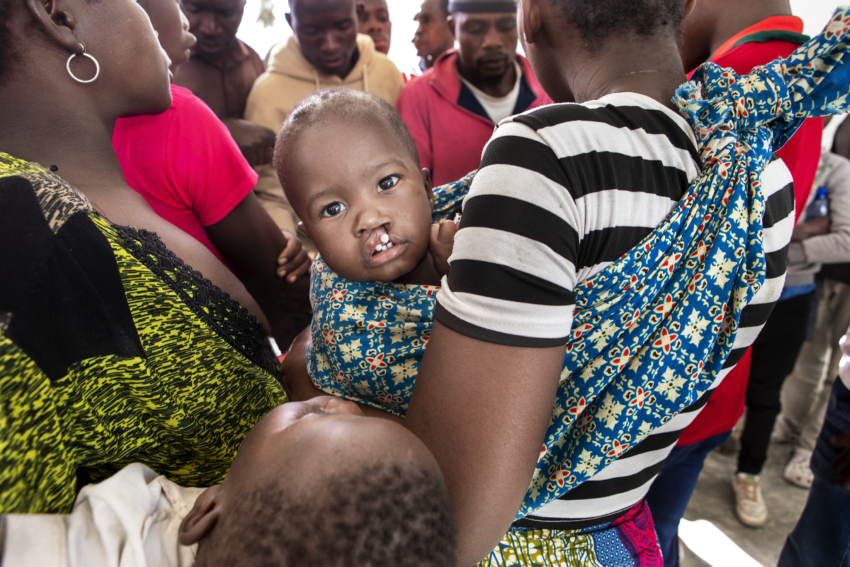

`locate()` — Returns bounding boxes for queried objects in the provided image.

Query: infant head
[275,89,434,282]
[180,397,456,566]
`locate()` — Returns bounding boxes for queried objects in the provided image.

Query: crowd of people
[0,0,849,565]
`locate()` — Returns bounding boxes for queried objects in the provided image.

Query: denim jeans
[779,379,850,567]
[645,431,733,567]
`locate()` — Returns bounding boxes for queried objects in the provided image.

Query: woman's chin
[124,89,174,119]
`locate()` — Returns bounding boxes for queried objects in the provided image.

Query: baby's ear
[420,168,435,211]
[179,485,224,546]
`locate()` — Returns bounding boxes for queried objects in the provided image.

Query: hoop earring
[66,45,100,84]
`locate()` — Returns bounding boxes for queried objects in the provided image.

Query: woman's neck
[0,84,127,194]
[559,33,689,112]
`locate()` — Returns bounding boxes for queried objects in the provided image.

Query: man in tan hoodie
[245,0,404,238]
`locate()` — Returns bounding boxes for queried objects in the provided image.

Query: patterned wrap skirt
[478,501,661,567]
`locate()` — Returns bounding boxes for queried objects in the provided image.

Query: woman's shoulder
[0,153,94,230]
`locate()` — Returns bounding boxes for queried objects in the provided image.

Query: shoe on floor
[732,472,767,527]
[783,449,814,489]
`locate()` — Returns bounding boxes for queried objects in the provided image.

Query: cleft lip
[363,226,387,260]
[363,226,404,267]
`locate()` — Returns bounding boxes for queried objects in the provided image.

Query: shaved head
[549,0,686,52]
[288,0,356,11]
[275,88,420,213]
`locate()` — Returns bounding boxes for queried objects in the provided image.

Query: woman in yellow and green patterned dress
[0,0,286,513]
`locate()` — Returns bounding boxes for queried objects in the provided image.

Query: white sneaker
[783,449,814,489]
[732,473,768,527]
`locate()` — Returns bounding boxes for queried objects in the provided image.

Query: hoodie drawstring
[313,68,320,91]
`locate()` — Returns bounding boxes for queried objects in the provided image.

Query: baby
[1,397,456,566]
[274,89,472,416]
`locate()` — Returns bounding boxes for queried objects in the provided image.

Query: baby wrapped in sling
[296,13,850,515]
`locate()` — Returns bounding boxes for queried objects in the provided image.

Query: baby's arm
[429,218,459,277]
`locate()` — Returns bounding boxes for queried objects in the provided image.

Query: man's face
[287,0,360,78]
[413,0,454,60]
[359,0,391,54]
[452,11,517,81]
[179,0,245,60]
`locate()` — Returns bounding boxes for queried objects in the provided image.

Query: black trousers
[738,290,819,475]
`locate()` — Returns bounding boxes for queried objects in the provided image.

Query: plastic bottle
[805,187,829,221]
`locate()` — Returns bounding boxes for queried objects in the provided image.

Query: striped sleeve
[435,119,580,347]
[435,95,701,348]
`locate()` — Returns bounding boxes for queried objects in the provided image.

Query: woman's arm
[205,192,312,350]
[403,114,580,565]
[406,325,564,565]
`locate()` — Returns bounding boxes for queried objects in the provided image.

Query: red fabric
[112,85,257,266]
[709,15,806,61]
[678,36,823,446]
[397,51,552,187]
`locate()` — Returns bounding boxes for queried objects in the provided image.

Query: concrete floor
[679,435,811,567]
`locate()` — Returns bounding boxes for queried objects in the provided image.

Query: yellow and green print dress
[0,154,287,514]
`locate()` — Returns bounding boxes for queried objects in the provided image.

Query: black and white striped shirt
[436,92,795,528]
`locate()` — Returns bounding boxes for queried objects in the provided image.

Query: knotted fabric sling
[309,6,850,518]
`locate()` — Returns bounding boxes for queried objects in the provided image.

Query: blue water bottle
[805,187,829,221]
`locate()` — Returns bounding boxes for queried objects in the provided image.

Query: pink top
[113,85,257,265]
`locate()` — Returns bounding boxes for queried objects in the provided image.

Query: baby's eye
[378,175,400,192]
[322,202,346,217]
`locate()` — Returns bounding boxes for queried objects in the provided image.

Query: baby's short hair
[274,89,421,206]
[195,461,456,566]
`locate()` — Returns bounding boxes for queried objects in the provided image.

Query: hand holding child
[277,229,312,283]
[430,219,459,277]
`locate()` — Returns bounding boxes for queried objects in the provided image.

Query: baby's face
[290,120,433,282]
[221,397,437,507]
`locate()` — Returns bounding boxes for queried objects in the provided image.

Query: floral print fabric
[307,173,471,416]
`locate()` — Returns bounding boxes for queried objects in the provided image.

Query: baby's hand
[276,229,312,283]
[430,220,459,277]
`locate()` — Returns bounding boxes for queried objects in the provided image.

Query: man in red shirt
[413,0,455,71]
[397,0,552,187]
[644,0,823,561]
